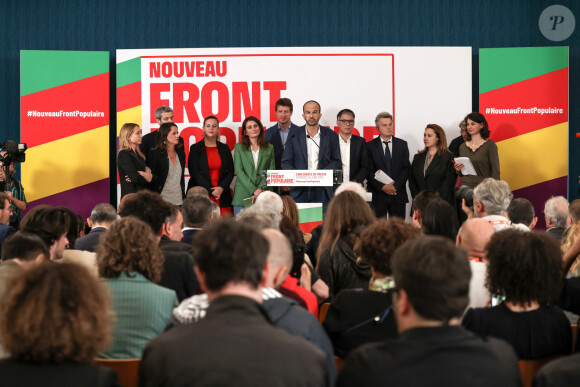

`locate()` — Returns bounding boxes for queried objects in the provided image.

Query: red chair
[94,358,140,387]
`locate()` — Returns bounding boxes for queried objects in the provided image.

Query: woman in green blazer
[232,116,275,216]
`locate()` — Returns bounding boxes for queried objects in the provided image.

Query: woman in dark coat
[147,122,186,205]
[409,123,456,206]
[186,115,234,217]
[117,123,152,199]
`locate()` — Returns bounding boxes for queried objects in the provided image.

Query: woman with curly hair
[98,216,178,359]
[323,218,422,357]
[316,191,376,300]
[0,262,120,386]
[562,223,580,277]
[462,229,571,359]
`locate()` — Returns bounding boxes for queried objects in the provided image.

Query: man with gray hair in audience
[181,194,214,244]
[74,203,117,252]
[253,190,284,214]
[467,178,513,231]
[544,195,569,243]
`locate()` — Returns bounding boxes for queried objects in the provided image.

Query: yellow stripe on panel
[22,125,110,202]
[497,122,568,192]
[117,105,142,135]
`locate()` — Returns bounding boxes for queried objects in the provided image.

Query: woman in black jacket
[147,122,186,205]
[187,115,234,217]
[117,123,152,199]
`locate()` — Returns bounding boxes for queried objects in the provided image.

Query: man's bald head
[262,229,293,288]
[457,218,494,258]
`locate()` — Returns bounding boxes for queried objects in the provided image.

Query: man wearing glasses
[336,109,370,184]
[449,120,468,157]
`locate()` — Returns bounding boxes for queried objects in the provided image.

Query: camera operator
[0,152,27,229]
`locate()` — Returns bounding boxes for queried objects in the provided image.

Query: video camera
[0,140,27,165]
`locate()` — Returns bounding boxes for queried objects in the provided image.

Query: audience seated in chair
[323,218,421,357]
[462,229,571,359]
[0,262,119,386]
[98,217,178,359]
[336,236,521,387]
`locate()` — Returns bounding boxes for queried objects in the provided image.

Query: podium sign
[266,170,334,187]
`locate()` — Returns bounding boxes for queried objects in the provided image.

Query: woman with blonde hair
[117,123,152,198]
[563,223,580,277]
[316,191,376,300]
[0,262,119,385]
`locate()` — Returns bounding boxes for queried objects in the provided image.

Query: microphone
[307,134,332,164]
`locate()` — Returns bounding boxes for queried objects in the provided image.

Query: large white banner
[117,46,471,201]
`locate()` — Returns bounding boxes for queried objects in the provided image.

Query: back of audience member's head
[334,181,367,200]
[0,262,111,363]
[562,223,580,276]
[193,220,269,291]
[544,196,569,228]
[411,190,440,213]
[97,216,164,283]
[281,195,300,229]
[182,194,213,228]
[421,199,459,241]
[568,199,580,225]
[119,190,172,235]
[254,191,284,214]
[279,214,301,245]
[210,201,221,221]
[186,186,210,198]
[456,218,495,257]
[89,203,118,226]
[358,218,422,277]
[237,208,280,231]
[56,206,81,248]
[486,229,562,306]
[1,232,49,263]
[117,192,136,213]
[238,203,282,228]
[473,178,513,216]
[392,236,471,322]
[262,228,293,289]
[507,198,536,228]
[19,205,70,251]
[317,191,376,260]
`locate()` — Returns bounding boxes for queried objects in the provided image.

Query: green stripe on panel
[479,47,568,94]
[117,57,141,88]
[299,206,323,224]
[20,50,108,96]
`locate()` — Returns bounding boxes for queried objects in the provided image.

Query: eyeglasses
[338,120,355,124]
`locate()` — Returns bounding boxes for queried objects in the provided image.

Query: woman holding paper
[454,112,500,188]
[232,116,275,216]
[409,124,456,206]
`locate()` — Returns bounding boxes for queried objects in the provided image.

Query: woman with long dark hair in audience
[147,122,186,205]
[0,262,120,386]
[117,123,152,198]
[232,116,275,216]
[316,191,376,301]
[421,198,459,241]
[409,124,456,207]
[454,112,500,188]
[463,229,571,359]
[187,116,234,217]
[323,218,422,357]
[98,217,178,359]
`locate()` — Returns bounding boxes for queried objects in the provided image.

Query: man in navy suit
[265,98,299,195]
[336,109,370,185]
[367,112,410,219]
[140,106,182,161]
[282,100,341,208]
[74,203,117,252]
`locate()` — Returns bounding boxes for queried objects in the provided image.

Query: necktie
[383,140,392,176]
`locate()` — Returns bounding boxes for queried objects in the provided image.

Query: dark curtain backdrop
[1,0,578,201]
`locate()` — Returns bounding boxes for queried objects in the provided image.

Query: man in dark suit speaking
[336,108,369,185]
[281,100,341,208]
[367,112,410,219]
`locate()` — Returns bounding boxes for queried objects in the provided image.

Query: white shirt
[306,128,321,170]
[339,135,351,182]
[252,148,259,169]
[381,137,392,158]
